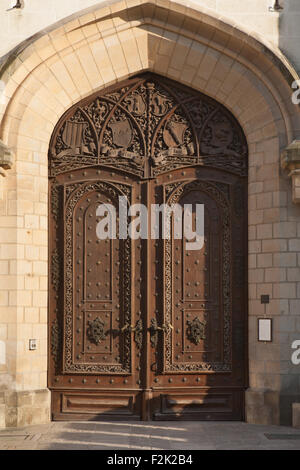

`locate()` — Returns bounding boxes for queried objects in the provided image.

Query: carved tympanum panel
[49,74,247,178]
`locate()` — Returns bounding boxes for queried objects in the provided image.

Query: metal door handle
[121,322,143,332]
[149,321,173,332]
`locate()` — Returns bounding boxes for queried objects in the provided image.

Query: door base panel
[51,390,142,421]
[51,389,244,421]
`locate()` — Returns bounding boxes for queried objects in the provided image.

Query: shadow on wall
[279,0,300,75]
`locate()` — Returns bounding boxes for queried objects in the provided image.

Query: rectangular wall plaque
[258,318,272,342]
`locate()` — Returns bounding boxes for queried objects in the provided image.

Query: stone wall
[1,1,300,71]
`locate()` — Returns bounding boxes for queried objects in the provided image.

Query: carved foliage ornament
[49,74,248,177]
[186,317,206,345]
[87,317,107,345]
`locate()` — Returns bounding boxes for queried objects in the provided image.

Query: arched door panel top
[49,73,248,179]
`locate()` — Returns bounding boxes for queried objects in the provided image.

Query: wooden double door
[48,74,248,420]
[49,165,247,421]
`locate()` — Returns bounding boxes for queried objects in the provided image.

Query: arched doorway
[48,74,248,421]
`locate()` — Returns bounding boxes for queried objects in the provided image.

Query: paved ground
[0,421,300,450]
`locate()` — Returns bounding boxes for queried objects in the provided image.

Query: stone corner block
[292,403,300,429]
[0,140,14,171]
[281,140,300,204]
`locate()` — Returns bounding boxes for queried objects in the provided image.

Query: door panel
[49,168,143,420]
[148,167,247,420]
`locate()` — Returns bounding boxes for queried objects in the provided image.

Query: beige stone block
[0,262,9,275]
[249,299,264,316]
[39,247,48,262]
[32,230,47,246]
[39,277,47,291]
[292,404,300,429]
[287,268,300,282]
[273,191,287,208]
[32,291,47,308]
[273,253,297,267]
[249,182,264,194]
[118,31,142,72]
[0,244,24,260]
[30,355,47,372]
[61,51,92,97]
[249,269,264,284]
[24,215,39,229]
[0,325,7,340]
[248,225,256,240]
[16,323,32,340]
[9,291,32,307]
[265,268,286,283]
[257,254,273,268]
[248,254,256,269]
[0,228,17,244]
[75,44,102,89]
[0,307,16,323]
[25,246,40,261]
[39,309,47,324]
[33,261,47,277]
[263,208,281,223]
[273,283,296,299]
[257,224,273,239]
[22,373,40,390]
[249,240,261,253]
[249,210,263,226]
[49,59,80,101]
[24,276,39,291]
[257,283,273,298]
[32,324,47,340]
[262,239,287,253]
[0,404,5,428]
[256,192,273,210]
[9,261,32,276]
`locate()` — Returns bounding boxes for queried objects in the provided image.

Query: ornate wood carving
[134,320,143,350]
[87,317,107,345]
[49,74,248,178]
[186,317,207,345]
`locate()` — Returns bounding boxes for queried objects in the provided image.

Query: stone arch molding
[0,0,300,159]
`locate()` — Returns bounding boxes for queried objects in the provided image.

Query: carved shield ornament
[62,120,88,150]
[108,119,133,149]
[163,121,188,148]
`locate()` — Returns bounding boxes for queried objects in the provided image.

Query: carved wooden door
[49,74,248,421]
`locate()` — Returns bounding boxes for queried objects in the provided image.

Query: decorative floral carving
[134,319,143,350]
[51,319,61,372]
[49,74,248,178]
[186,317,206,345]
[87,317,107,345]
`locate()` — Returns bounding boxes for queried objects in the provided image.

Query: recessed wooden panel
[62,393,135,414]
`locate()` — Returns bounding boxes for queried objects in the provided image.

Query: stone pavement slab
[0,421,300,450]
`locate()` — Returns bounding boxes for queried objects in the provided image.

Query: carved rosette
[49,74,248,178]
[87,317,107,345]
[186,317,207,345]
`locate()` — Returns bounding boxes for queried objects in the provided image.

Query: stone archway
[0,0,300,427]
[48,73,248,421]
